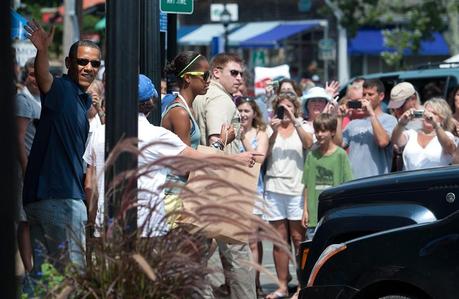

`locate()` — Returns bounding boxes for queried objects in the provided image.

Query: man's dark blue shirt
[23,75,92,204]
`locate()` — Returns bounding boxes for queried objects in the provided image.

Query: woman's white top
[402,129,454,171]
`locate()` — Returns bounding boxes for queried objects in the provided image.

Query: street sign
[318,38,336,61]
[252,50,266,67]
[160,0,194,14]
[210,3,238,22]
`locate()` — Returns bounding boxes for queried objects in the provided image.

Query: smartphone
[413,110,424,118]
[347,100,362,109]
[276,106,285,119]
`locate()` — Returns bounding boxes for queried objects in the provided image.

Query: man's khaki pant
[201,240,256,299]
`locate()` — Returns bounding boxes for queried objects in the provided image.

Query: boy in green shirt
[302,113,353,239]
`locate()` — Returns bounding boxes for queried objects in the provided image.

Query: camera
[276,106,285,119]
[413,110,424,118]
[347,100,362,109]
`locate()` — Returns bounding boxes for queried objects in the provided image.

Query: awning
[178,25,200,39]
[179,20,323,48]
[227,21,280,46]
[11,9,28,40]
[348,29,449,56]
[179,24,239,46]
[240,21,323,48]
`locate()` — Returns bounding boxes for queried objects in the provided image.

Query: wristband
[211,139,224,150]
[98,111,106,118]
[294,121,302,128]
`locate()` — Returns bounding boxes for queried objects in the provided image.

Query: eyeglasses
[229,69,244,78]
[76,58,101,68]
[278,92,298,101]
[181,71,210,81]
[217,67,244,78]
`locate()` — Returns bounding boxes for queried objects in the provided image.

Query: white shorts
[263,191,303,221]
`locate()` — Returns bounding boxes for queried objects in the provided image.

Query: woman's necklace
[177,93,192,113]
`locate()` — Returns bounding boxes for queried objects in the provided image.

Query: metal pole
[63,0,79,69]
[337,24,349,83]
[140,0,161,126]
[322,20,329,83]
[1,1,17,296]
[224,23,229,53]
[105,0,139,233]
[167,14,177,62]
[325,0,349,84]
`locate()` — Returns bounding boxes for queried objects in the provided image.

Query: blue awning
[178,20,324,48]
[240,21,322,48]
[11,9,29,40]
[348,29,449,56]
[177,25,200,40]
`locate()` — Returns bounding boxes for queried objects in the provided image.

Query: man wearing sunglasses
[22,20,101,278]
[193,53,256,299]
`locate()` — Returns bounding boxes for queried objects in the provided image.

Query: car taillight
[307,243,347,287]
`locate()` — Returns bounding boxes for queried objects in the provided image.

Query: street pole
[321,20,329,83]
[140,0,161,126]
[167,14,177,62]
[63,0,79,68]
[105,0,139,234]
[224,23,229,53]
[1,0,17,296]
[325,0,349,84]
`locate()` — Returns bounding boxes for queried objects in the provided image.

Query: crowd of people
[14,20,459,299]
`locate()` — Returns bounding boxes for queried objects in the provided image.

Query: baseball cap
[138,74,158,102]
[389,82,416,109]
[301,87,332,102]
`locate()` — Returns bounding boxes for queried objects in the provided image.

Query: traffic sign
[160,0,194,14]
[318,38,336,61]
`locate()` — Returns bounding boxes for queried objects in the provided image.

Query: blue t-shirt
[343,113,397,179]
[23,75,92,204]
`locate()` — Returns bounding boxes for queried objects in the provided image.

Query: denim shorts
[25,198,87,275]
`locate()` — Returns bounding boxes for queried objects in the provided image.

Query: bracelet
[98,111,106,117]
[294,121,302,128]
[210,139,224,150]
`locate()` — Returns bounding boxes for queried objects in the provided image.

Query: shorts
[263,191,303,221]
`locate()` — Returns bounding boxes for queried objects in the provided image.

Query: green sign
[252,50,266,67]
[160,0,194,14]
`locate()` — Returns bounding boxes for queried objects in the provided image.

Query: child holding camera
[391,98,456,170]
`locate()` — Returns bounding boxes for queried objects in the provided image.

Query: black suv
[300,209,459,299]
[297,166,459,297]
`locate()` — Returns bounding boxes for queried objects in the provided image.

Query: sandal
[265,290,289,299]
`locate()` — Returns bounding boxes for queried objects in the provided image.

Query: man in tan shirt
[193,53,256,299]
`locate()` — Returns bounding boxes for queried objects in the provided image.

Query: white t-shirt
[265,120,314,195]
[83,123,106,236]
[83,113,187,237]
[402,129,454,171]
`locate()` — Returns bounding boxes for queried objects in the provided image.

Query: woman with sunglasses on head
[161,52,240,227]
[235,96,269,297]
[264,92,313,299]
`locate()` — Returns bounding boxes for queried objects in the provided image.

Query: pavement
[208,240,299,298]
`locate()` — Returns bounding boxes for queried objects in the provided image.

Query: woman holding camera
[391,98,456,171]
[264,92,313,299]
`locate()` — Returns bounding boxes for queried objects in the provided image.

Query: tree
[331,0,452,69]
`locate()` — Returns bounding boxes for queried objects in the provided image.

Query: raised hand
[325,80,340,98]
[24,19,55,51]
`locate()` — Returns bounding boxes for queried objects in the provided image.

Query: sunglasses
[278,92,298,101]
[181,71,210,81]
[229,69,244,78]
[76,58,101,68]
[234,96,254,107]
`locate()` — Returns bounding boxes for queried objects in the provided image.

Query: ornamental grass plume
[29,138,291,298]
